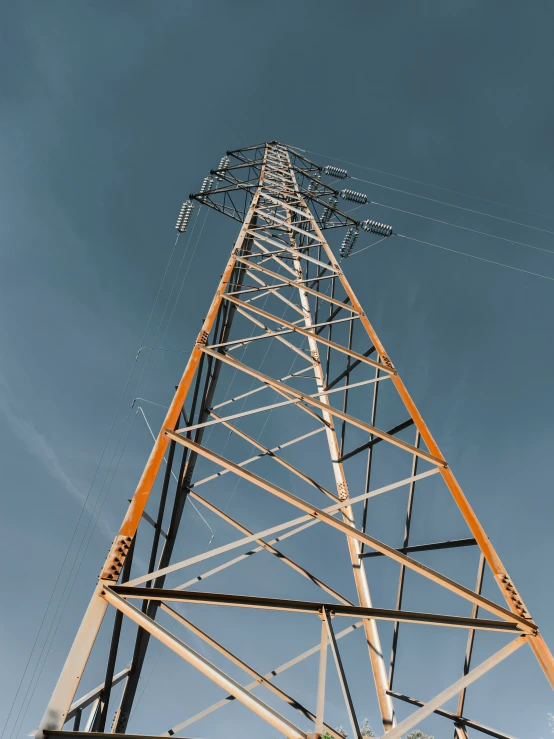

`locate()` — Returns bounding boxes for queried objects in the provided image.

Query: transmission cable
[5,229,184,739]
[343,236,389,260]
[58,208,207,591]
[12,210,205,738]
[369,200,554,256]
[350,176,554,237]
[289,144,554,223]
[35,208,210,731]
[140,208,210,398]
[396,233,554,284]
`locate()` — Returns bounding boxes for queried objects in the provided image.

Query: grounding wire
[6,231,185,739]
[350,176,554,237]
[289,144,554,223]
[369,200,554,256]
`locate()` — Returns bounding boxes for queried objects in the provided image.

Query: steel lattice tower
[36,142,553,739]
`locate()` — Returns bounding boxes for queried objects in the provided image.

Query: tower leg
[36,584,108,737]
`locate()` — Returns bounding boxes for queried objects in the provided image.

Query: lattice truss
[37,143,553,739]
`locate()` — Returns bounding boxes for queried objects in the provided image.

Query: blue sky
[1,2,554,737]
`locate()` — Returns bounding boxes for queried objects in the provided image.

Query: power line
[396,233,554,283]
[289,144,554,223]
[6,230,184,739]
[344,236,389,259]
[369,199,554,257]
[350,176,554,237]
[14,207,208,737]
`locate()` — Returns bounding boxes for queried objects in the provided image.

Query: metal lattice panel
[35,142,554,739]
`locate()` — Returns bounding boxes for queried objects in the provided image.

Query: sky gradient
[1,2,554,737]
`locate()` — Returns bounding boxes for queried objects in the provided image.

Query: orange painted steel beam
[164,432,534,631]
[37,147,271,737]
[160,604,345,739]
[301,191,554,690]
[36,141,553,739]
[101,588,307,739]
[198,346,444,467]
[224,291,383,373]
[99,209,261,581]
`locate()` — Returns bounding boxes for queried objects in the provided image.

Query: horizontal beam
[177,375,388,435]
[224,293,374,371]
[184,489,351,606]
[122,468,440,588]
[65,668,130,721]
[206,315,356,350]
[230,270,336,297]
[165,621,364,736]
[175,520,321,591]
[360,538,477,559]
[198,347,443,466]
[156,436,533,629]
[247,211,341,270]
[252,208,322,241]
[177,468,437,592]
[232,258,354,313]
[210,365,314,411]
[384,637,526,739]
[315,297,351,329]
[161,605,344,739]
[101,587,306,739]
[387,691,518,739]
[44,733,193,739]
[338,418,415,463]
[191,426,329,492]
[325,346,376,390]
[208,414,339,502]
[109,587,524,633]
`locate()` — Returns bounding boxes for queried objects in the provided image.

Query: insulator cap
[340,189,368,205]
[216,155,230,180]
[339,228,359,258]
[320,195,339,225]
[324,165,348,179]
[200,176,214,194]
[175,200,194,232]
[307,173,322,194]
[360,219,393,236]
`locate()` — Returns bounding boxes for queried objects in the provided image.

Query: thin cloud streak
[0,371,114,540]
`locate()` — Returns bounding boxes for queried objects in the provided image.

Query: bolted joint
[337,481,349,501]
[197,330,209,346]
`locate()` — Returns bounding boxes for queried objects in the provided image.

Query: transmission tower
[35,141,553,739]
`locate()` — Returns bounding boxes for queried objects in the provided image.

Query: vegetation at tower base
[321,725,433,739]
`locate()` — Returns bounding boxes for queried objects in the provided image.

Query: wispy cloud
[0,370,114,539]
